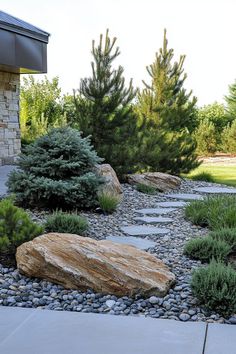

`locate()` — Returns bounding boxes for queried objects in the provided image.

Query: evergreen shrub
[209,228,236,249]
[45,212,88,235]
[7,127,104,210]
[0,198,43,253]
[184,236,231,262]
[191,260,236,316]
[185,196,236,229]
[221,120,236,153]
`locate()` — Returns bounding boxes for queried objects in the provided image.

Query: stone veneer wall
[0,72,21,165]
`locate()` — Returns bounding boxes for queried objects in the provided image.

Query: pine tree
[74,30,138,178]
[225,80,236,121]
[137,29,199,174]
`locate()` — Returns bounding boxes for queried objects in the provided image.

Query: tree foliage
[136,29,199,175]
[195,120,217,155]
[197,102,227,133]
[221,119,236,153]
[20,76,66,143]
[73,29,139,178]
[225,80,236,121]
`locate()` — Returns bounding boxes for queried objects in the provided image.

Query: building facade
[0,10,49,165]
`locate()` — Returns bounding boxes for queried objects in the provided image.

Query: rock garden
[1,127,236,325]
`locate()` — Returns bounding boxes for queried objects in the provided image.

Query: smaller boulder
[127,172,181,192]
[95,164,122,194]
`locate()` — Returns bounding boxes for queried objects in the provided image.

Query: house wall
[0,72,21,165]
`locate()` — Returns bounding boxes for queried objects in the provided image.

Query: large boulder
[16,233,175,297]
[95,164,122,194]
[127,172,181,192]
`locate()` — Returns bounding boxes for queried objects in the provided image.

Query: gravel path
[1,178,236,324]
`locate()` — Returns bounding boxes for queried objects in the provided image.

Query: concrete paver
[0,307,207,354]
[121,225,170,236]
[156,201,188,208]
[204,323,236,354]
[134,216,172,224]
[194,186,236,194]
[135,208,176,215]
[164,193,204,201]
[106,235,156,249]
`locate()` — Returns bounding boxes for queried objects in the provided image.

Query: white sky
[0,0,235,106]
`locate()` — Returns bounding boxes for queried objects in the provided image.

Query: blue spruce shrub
[7,127,104,209]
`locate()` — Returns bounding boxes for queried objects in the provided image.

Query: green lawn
[187,163,236,186]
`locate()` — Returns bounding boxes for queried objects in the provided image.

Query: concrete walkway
[0,165,16,198]
[0,307,235,354]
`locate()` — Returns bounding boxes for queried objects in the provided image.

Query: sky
[0,0,236,106]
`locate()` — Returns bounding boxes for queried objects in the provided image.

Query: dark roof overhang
[0,11,49,42]
[0,10,50,74]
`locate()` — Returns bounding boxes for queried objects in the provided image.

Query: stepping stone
[157,201,187,208]
[134,216,172,224]
[164,193,204,201]
[135,207,176,215]
[106,235,156,250]
[193,186,236,194]
[120,225,170,236]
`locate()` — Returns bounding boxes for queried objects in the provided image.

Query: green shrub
[191,172,215,183]
[7,127,104,210]
[195,120,217,156]
[0,198,43,253]
[221,120,236,153]
[136,183,156,195]
[184,236,231,262]
[185,196,236,229]
[209,228,236,249]
[98,191,121,214]
[45,212,88,235]
[191,260,236,316]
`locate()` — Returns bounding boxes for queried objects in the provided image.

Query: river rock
[16,233,175,297]
[95,164,122,194]
[127,172,181,192]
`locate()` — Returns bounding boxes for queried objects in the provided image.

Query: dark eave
[0,11,50,43]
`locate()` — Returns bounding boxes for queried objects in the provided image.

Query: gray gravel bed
[0,179,235,324]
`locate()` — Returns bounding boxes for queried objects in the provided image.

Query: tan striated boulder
[95,164,122,194]
[16,233,175,297]
[127,172,181,192]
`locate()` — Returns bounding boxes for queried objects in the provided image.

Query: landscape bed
[1,178,236,324]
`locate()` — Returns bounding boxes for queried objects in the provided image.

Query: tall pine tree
[225,80,236,122]
[74,30,138,178]
[137,29,199,174]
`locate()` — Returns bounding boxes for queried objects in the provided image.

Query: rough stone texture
[95,164,122,194]
[16,233,175,297]
[127,172,181,192]
[0,72,21,166]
